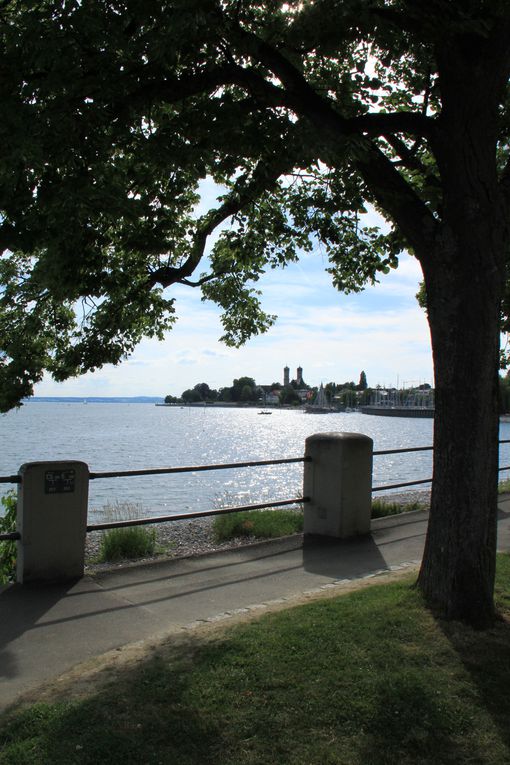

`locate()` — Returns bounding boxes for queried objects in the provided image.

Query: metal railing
[87,455,311,532]
[372,438,510,493]
[372,445,434,492]
[0,531,20,541]
[2,438,510,539]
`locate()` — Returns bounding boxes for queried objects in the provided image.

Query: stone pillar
[303,432,373,538]
[16,461,89,583]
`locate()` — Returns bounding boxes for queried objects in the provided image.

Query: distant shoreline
[25,397,163,404]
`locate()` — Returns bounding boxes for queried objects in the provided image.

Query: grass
[96,502,157,562]
[213,508,304,542]
[1,554,509,764]
[371,498,426,518]
[499,478,510,493]
[213,498,425,542]
[99,526,156,562]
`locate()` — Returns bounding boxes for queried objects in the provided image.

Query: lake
[1,403,510,522]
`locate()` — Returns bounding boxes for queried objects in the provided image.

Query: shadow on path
[302,533,390,580]
[0,580,80,680]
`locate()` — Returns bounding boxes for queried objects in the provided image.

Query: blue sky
[33,183,434,398]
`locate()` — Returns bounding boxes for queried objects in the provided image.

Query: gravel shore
[84,489,431,573]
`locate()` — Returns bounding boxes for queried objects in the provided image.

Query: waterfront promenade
[1,497,510,713]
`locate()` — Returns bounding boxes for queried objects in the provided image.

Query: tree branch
[147,144,300,290]
[230,29,439,256]
[383,134,441,190]
[346,112,433,137]
[355,142,438,256]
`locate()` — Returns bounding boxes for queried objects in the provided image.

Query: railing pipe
[87,496,309,532]
[373,446,433,456]
[372,478,432,492]
[89,456,310,480]
[0,531,20,541]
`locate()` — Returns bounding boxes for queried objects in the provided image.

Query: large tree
[1,1,510,625]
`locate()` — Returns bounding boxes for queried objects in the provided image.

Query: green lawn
[1,556,510,765]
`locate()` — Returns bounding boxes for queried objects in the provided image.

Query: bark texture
[418,250,502,626]
[416,41,508,623]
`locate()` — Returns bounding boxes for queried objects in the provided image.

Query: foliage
[181,388,203,403]
[0,492,17,583]
[279,384,301,406]
[229,377,258,402]
[180,382,219,402]
[1,0,504,409]
[1,556,510,764]
[213,507,303,542]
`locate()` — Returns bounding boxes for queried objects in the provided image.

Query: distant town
[162,366,435,412]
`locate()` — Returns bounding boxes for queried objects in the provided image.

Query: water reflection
[1,403,509,521]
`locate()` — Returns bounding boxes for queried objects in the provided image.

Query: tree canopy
[0,0,459,409]
[2,0,510,625]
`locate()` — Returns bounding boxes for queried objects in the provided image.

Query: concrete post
[16,461,89,583]
[303,432,373,538]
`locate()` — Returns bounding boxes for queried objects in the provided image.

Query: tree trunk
[417,229,503,627]
[413,32,510,626]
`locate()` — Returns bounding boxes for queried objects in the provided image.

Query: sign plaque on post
[44,469,76,495]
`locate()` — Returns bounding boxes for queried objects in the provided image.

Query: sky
[33,238,433,398]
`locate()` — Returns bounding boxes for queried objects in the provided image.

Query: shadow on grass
[441,617,510,749]
[355,675,476,765]
[436,556,510,755]
[2,565,510,765]
[0,645,229,765]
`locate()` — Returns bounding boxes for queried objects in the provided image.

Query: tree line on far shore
[165,370,380,408]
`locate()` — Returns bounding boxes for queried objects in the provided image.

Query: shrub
[99,526,156,562]
[97,502,156,562]
[0,492,17,583]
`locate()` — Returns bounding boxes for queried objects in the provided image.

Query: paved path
[2,501,510,712]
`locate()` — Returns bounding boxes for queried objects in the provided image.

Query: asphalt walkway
[2,499,510,713]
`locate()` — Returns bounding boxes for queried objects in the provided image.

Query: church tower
[284,366,290,386]
[296,366,303,386]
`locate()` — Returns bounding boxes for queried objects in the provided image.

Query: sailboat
[304,383,334,413]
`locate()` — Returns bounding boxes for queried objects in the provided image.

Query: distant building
[258,387,280,405]
[283,365,310,401]
[283,365,306,388]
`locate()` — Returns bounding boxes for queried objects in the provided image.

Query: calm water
[1,403,510,522]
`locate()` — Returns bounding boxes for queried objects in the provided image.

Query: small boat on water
[258,410,272,415]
